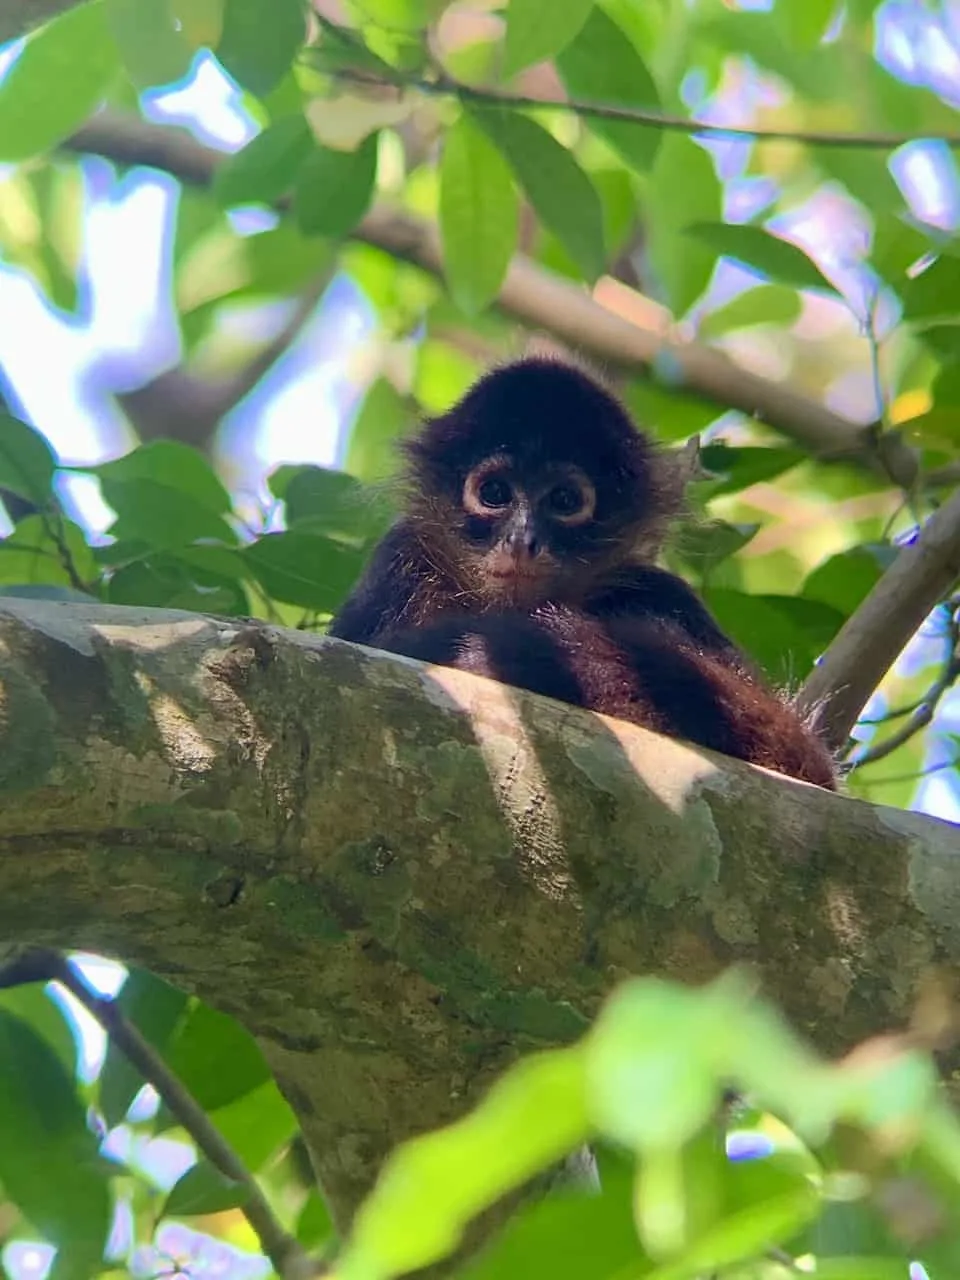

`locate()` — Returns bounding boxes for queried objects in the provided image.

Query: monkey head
[402,357,679,606]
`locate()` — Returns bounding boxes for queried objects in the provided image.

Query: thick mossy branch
[0,599,958,1230]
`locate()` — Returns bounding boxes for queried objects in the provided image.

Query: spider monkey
[329,358,836,790]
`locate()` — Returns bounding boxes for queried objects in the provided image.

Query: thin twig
[848,602,960,768]
[325,62,960,151]
[798,492,960,748]
[33,952,318,1280]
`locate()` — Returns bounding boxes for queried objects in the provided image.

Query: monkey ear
[653,434,706,515]
[674,435,707,485]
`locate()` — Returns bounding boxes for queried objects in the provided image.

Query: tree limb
[63,110,921,488]
[798,487,960,747]
[1,597,958,1241]
[114,269,334,448]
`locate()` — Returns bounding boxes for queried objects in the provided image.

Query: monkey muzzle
[483,517,554,601]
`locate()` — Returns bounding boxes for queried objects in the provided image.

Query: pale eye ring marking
[463,466,514,515]
[543,471,596,525]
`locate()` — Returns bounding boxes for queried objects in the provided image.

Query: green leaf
[99,969,188,1128]
[106,554,249,614]
[672,520,759,575]
[813,147,905,217]
[99,478,237,548]
[501,0,594,78]
[686,223,837,295]
[773,0,836,47]
[556,8,661,172]
[0,515,96,589]
[161,999,272,1115]
[269,465,392,541]
[294,133,380,237]
[0,412,57,505]
[341,1048,589,1280]
[917,324,960,361]
[870,214,932,287]
[439,113,519,314]
[470,106,605,282]
[243,531,367,611]
[586,980,721,1152]
[164,1161,249,1217]
[643,134,723,315]
[902,256,960,321]
[346,377,416,483]
[297,1188,336,1248]
[457,1177,645,1280]
[623,381,721,443]
[215,115,315,208]
[698,444,806,497]
[0,1,121,163]
[94,440,231,514]
[0,1010,111,1277]
[647,1154,820,1275]
[216,0,306,96]
[802,546,893,616]
[703,589,821,681]
[0,984,78,1077]
[210,1080,299,1172]
[105,0,193,88]
[699,285,802,339]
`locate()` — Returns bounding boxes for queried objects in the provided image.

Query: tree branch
[798,488,960,747]
[114,270,334,448]
[0,597,958,1242]
[63,110,921,488]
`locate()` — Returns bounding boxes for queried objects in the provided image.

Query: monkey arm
[585,564,741,660]
[328,523,432,644]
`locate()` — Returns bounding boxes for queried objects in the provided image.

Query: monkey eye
[547,484,585,517]
[476,476,513,509]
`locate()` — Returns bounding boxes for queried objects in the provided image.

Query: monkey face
[454,455,615,604]
[402,357,680,606]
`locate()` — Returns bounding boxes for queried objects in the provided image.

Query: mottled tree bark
[0,599,958,1230]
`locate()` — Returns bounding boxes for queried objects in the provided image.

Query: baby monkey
[330,358,835,789]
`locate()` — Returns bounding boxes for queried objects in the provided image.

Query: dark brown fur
[329,358,836,790]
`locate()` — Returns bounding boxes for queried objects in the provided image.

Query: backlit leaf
[341,1048,589,1280]
[0,412,57,504]
[164,1161,249,1217]
[699,285,801,339]
[105,0,193,88]
[215,115,314,208]
[99,477,237,548]
[644,134,723,314]
[471,106,605,282]
[99,969,188,1128]
[501,0,594,78]
[686,222,837,295]
[294,133,379,238]
[0,1,121,163]
[244,531,367,611]
[346,377,416,483]
[556,8,661,172]
[0,1011,111,1277]
[440,113,519,313]
[95,440,231,514]
[216,0,305,96]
